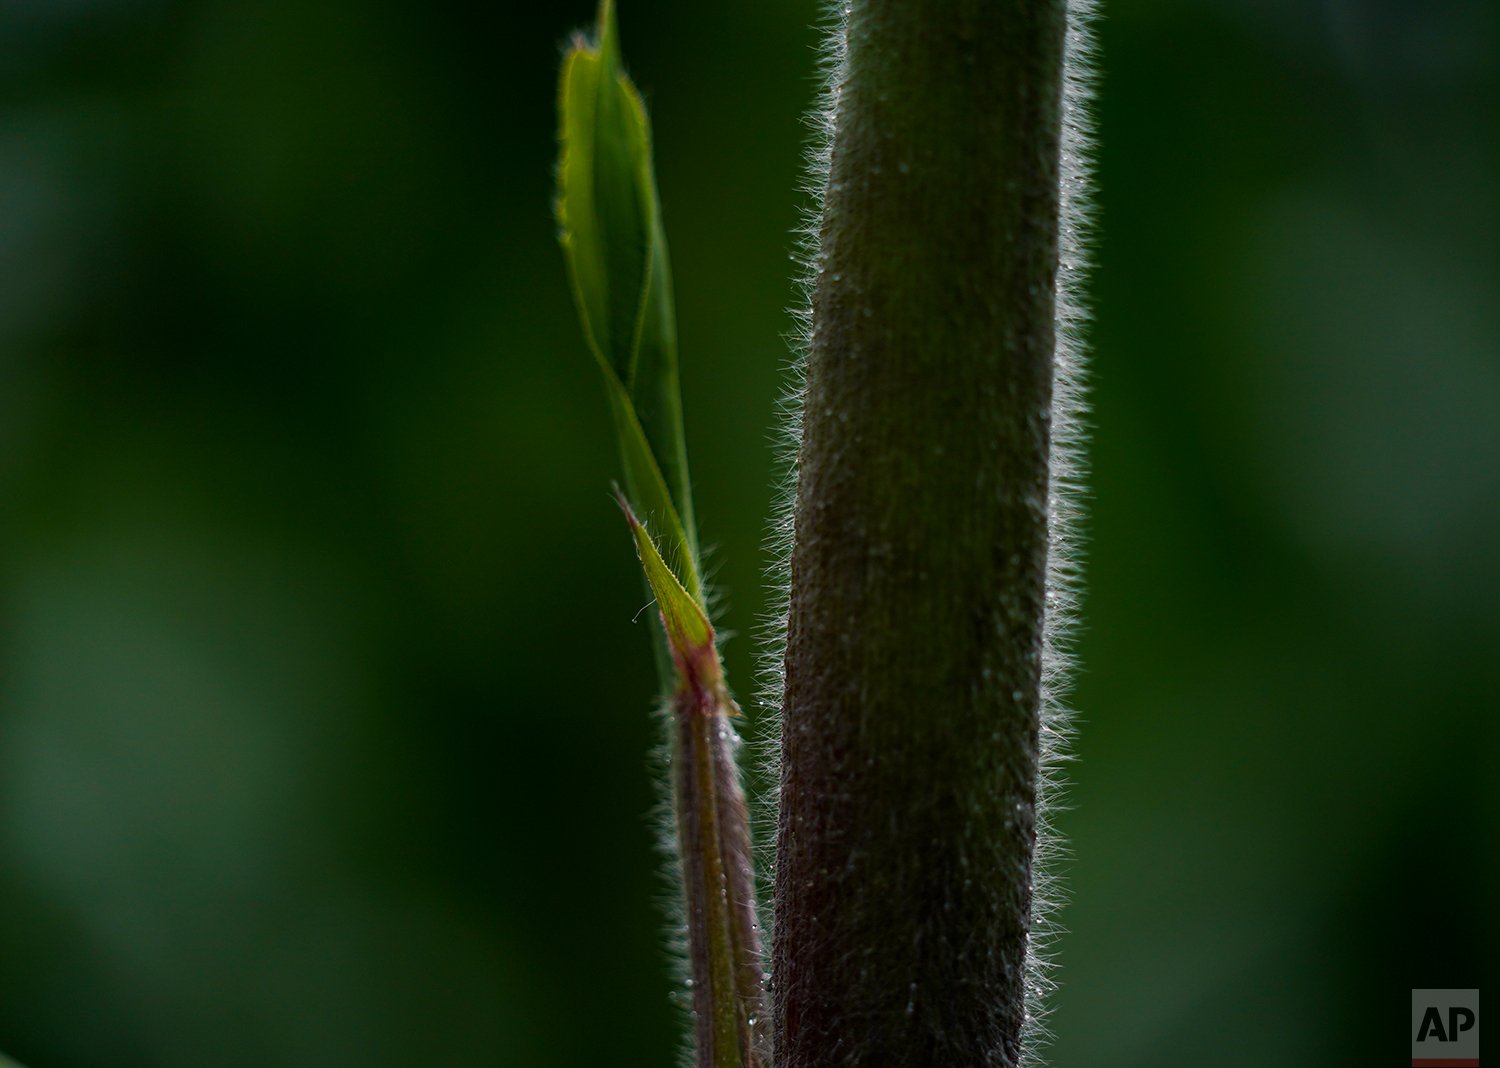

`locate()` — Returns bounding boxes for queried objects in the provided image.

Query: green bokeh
[1,1,1495,1065]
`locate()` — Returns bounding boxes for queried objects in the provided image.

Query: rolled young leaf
[557,0,697,585]
[556,5,767,1066]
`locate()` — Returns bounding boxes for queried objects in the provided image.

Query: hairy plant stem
[665,579,766,1068]
[617,496,766,1068]
[774,1,1068,1065]
[674,685,765,1067]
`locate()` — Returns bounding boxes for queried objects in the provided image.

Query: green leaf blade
[557,0,698,582]
[630,222,696,552]
[604,374,700,601]
[557,0,649,383]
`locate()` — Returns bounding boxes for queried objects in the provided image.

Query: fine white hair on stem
[645,697,694,1068]
[1024,0,1099,1063]
[749,0,847,988]
[755,2,1099,1064]
[650,531,754,1068]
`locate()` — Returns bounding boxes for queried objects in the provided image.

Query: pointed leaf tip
[615,488,713,668]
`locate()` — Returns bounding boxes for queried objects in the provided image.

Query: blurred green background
[1,0,1495,1065]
